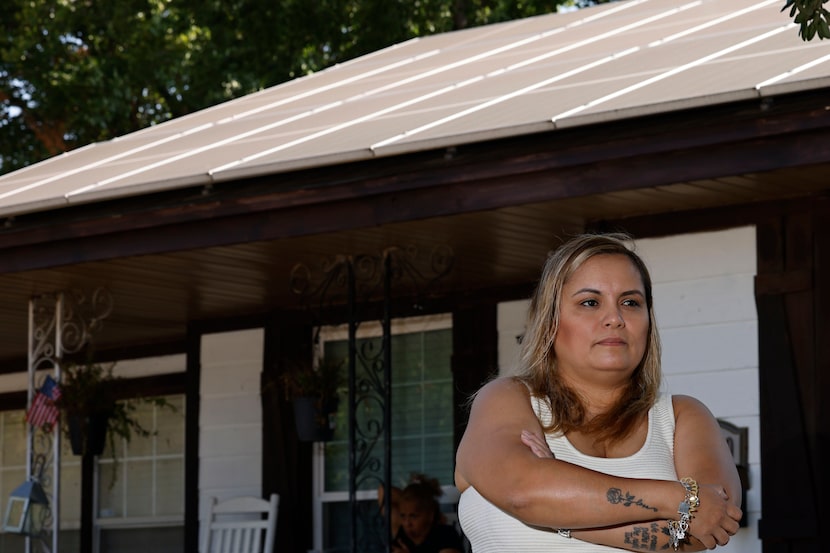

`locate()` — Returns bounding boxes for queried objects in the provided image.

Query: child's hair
[400,473,444,524]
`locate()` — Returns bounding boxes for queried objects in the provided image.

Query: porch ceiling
[0,161,826,370]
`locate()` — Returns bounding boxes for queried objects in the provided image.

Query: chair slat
[201,494,279,553]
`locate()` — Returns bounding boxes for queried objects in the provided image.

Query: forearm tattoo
[607,488,658,512]
[624,522,669,551]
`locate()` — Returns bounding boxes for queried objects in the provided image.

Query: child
[391,474,463,553]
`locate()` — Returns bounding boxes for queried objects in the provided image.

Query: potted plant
[55,362,168,457]
[280,356,346,442]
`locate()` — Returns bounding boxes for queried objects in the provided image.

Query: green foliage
[0,0,609,175]
[280,356,346,404]
[783,0,830,40]
[57,362,175,456]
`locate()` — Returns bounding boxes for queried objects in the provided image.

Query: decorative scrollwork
[30,295,60,372]
[27,287,113,553]
[30,448,53,540]
[289,244,453,553]
[384,244,455,302]
[60,288,114,354]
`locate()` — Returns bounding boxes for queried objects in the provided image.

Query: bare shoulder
[671,394,722,434]
[471,376,530,409]
[466,375,541,432]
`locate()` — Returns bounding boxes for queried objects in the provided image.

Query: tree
[783,0,830,40]
[0,0,610,175]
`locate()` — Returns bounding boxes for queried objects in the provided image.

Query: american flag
[26,375,61,430]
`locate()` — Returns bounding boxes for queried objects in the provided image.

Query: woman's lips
[597,337,626,346]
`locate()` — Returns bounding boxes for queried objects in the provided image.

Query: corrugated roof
[0,0,827,217]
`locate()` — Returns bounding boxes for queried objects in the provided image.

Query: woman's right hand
[685,483,742,549]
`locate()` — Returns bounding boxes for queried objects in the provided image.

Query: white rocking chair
[201,493,279,553]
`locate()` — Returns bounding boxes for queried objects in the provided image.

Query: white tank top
[458,393,678,552]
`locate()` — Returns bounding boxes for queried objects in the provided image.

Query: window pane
[2,412,26,465]
[125,401,155,458]
[156,458,184,516]
[156,397,185,455]
[323,441,349,492]
[98,462,124,517]
[60,462,82,522]
[423,330,452,379]
[96,395,184,520]
[423,382,453,431]
[125,460,154,517]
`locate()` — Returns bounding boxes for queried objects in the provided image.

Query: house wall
[496,227,761,553]
[198,329,264,529]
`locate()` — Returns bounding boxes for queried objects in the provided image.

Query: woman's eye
[580,299,599,307]
[622,298,641,307]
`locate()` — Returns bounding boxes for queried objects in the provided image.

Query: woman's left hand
[521,430,555,459]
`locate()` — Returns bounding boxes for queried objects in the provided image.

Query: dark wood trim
[813,197,830,542]
[0,390,26,410]
[183,326,201,553]
[755,215,820,549]
[84,341,187,365]
[109,372,186,399]
[451,304,499,454]
[591,196,823,241]
[80,451,95,553]
[755,270,812,297]
[261,318,314,553]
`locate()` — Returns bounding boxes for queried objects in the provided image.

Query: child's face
[398,499,432,544]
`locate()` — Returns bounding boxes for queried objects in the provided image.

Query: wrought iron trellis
[26,289,112,553]
[290,244,453,553]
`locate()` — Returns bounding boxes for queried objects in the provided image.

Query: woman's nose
[603,307,625,327]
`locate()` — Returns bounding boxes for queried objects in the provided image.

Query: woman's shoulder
[670,394,719,425]
[670,393,712,412]
[473,376,530,404]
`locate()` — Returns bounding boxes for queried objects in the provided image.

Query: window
[0,410,83,553]
[0,410,29,553]
[313,314,455,552]
[0,393,185,553]
[95,395,185,553]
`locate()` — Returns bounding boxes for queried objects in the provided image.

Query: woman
[455,233,742,551]
[391,474,464,553]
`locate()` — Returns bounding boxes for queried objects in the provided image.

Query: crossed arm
[454,377,742,551]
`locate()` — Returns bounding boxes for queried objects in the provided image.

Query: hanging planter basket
[67,411,111,456]
[292,396,338,442]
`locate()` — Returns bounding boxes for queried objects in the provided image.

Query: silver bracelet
[557,529,571,539]
[667,477,699,550]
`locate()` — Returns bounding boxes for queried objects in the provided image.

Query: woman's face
[553,254,649,387]
[398,499,433,544]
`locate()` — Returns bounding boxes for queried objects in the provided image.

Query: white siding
[497,227,761,553]
[198,328,265,529]
[639,227,760,553]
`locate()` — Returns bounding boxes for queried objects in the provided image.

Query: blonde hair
[516,233,661,443]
